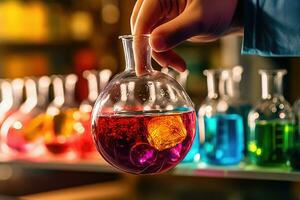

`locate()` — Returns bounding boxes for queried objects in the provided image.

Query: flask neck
[260,70,286,100]
[229,66,243,99]
[11,78,24,109]
[120,35,153,74]
[20,78,38,113]
[64,74,78,107]
[84,70,99,103]
[37,76,50,108]
[0,81,13,113]
[205,69,231,99]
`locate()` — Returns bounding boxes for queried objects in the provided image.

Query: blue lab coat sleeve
[242,0,300,56]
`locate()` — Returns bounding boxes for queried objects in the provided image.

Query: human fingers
[150,6,202,52]
[152,50,186,72]
[132,0,163,76]
[130,0,143,33]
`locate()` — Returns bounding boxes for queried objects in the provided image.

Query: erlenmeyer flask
[1,77,50,156]
[248,70,295,166]
[199,69,244,165]
[43,74,82,158]
[77,69,112,158]
[92,35,196,174]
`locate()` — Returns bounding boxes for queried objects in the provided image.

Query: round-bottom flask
[92,35,196,174]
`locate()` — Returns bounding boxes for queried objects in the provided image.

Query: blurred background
[0,0,300,199]
[0,0,299,105]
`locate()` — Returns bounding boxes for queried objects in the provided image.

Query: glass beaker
[91,35,196,175]
[199,69,244,165]
[248,69,295,166]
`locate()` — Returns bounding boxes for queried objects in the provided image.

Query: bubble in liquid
[130,143,157,167]
[147,115,187,151]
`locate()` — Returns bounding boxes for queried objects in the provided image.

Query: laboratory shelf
[1,156,300,182]
[174,162,300,182]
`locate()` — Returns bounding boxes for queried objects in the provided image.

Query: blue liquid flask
[199,69,244,165]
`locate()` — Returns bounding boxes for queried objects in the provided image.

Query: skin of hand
[131,0,243,75]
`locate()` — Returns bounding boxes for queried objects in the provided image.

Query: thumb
[150,9,202,52]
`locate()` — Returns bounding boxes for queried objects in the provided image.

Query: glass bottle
[92,35,196,175]
[199,69,244,165]
[43,74,81,158]
[248,69,295,166]
[0,77,50,156]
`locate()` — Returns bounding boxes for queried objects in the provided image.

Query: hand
[131,0,243,75]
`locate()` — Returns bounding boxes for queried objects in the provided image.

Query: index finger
[132,0,163,76]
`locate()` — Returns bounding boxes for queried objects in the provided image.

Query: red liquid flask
[92,35,196,174]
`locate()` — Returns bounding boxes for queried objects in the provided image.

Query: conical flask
[248,69,295,166]
[199,69,244,165]
[1,76,50,156]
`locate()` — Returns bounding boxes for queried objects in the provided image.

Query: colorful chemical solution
[4,113,44,154]
[44,109,82,155]
[248,120,295,166]
[75,111,97,158]
[182,116,200,162]
[92,111,196,174]
[201,114,244,165]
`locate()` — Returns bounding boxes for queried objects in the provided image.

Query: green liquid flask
[248,69,296,166]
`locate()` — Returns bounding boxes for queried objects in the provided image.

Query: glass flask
[43,74,82,158]
[199,69,244,165]
[92,35,196,175]
[1,77,50,156]
[248,69,295,166]
[77,69,112,158]
[227,66,252,155]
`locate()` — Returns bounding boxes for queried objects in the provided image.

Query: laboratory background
[0,0,300,200]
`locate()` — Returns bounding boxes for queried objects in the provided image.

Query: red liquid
[92,111,196,174]
[4,112,43,154]
[74,113,97,158]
